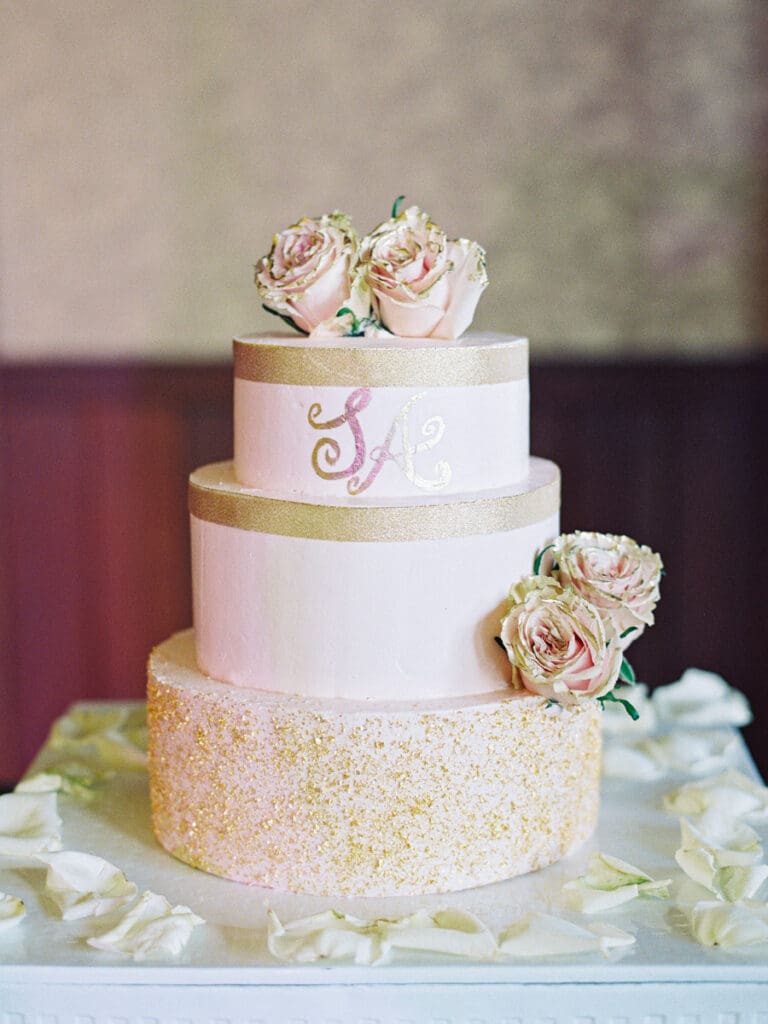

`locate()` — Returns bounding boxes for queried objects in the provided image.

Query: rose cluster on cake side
[254,197,488,340]
[498,532,664,718]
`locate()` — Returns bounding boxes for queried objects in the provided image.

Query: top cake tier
[233,332,529,501]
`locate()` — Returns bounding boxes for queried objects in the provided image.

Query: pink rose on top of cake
[548,532,663,650]
[255,211,359,334]
[358,203,488,339]
[499,575,623,704]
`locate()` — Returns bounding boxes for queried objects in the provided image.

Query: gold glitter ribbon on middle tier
[189,462,560,543]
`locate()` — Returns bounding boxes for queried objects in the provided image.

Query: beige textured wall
[1,0,765,361]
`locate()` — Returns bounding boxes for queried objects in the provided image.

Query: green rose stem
[335,307,360,332]
[532,544,556,575]
[391,195,406,218]
[619,656,636,683]
[597,690,640,721]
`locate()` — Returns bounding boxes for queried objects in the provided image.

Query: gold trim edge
[233,338,528,387]
[189,472,560,543]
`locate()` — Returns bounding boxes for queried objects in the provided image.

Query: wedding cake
[147,203,661,897]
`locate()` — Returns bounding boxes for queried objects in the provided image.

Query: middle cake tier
[190,458,559,701]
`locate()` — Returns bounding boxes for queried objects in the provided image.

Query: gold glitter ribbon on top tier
[189,461,559,543]
[233,334,528,388]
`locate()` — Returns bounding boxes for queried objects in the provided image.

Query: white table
[1,703,766,1023]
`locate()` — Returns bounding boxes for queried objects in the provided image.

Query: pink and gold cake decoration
[146,200,664,899]
[148,632,601,898]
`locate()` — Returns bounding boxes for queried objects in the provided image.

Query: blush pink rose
[358,206,488,339]
[255,212,362,334]
[500,575,623,704]
[551,532,663,649]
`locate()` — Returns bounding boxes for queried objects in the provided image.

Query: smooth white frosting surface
[234,377,529,498]
[190,460,559,700]
[233,332,529,499]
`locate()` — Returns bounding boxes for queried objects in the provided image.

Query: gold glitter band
[189,464,559,542]
[233,335,528,388]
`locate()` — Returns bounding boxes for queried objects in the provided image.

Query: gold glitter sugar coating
[233,333,528,388]
[189,460,559,543]
[147,632,601,897]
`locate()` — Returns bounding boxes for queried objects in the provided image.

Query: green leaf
[335,307,361,334]
[391,195,406,218]
[619,657,636,684]
[598,691,640,721]
[261,304,308,336]
[532,544,556,575]
[619,626,638,639]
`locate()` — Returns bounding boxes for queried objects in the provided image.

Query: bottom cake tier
[148,631,601,897]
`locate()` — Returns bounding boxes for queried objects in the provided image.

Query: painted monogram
[307,388,451,495]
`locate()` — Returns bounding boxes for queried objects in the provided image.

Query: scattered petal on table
[16,762,112,800]
[675,818,768,902]
[37,851,138,920]
[0,793,62,856]
[379,908,497,960]
[268,909,382,964]
[86,890,203,960]
[0,893,26,932]
[267,907,497,965]
[498,912,635,957]
[689,900,768,948]
[48,705,148,770]
[563,852,670,913]
[602,739,664,781]
[603,729,736,782]
[663,771,768,822]
[651,730,737,776]
[652,669,752,728]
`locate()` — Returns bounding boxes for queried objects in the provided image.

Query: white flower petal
[0,793,62,856]
[37,851,138,920]
[498,912,635,957]
[584,852,670,893]
[380,908,496,960]
[653,669,752,728]
[563,852,670,912]
[16,763,112,800]
[676,818,768,902]
[602,739,664,781]
[690,900,768,947]
[268,909,383,964]
[651,730,737,776]
[663,771,768,822]
[48,705,148,770]
[0,893,26,932]
[15,772,62,794]
[563,880,641,913]
[86,890,203,960]
[680,816,763,867]
[267,907,496,965]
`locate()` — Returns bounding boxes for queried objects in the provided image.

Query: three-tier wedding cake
[147,203,661,897]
